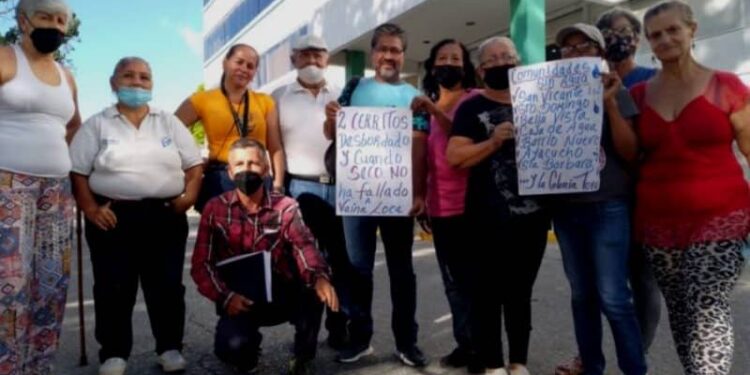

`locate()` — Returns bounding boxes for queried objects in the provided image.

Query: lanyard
[221,85,251,137]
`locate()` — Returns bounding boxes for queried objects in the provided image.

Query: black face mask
[29,26,65,54]
[233,171,264,195]
[434,65,463,89]
[483,64,515,90]
[605,35,635,63]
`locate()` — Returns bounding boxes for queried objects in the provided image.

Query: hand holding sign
[335,107,413,216]
[492,122,515,148]
[510,57,605,195]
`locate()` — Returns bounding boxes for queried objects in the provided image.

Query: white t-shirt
[70,105,202,200]
[272,80,341,176]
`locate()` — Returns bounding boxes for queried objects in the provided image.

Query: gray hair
[477,36,519,63]
[644,0,696,34]
[229,138,268,165]
[370,23,408,52]
[16,0,71,27]
[596,7,642,35]
[111,57,151,79]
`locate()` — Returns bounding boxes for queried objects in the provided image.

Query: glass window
[204,0,277,61]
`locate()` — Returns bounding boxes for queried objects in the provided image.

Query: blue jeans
[342,215,418,351]
[289,179,352,338]
[553,199,647,375]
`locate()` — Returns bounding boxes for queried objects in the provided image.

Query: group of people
[0,0,748,374]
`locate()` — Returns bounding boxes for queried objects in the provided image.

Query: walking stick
[75,207,88,366]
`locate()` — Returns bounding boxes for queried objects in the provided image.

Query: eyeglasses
[374,46,404,55]
[480,53,517,68]
[601,26,635,39]
[560,41,598,56]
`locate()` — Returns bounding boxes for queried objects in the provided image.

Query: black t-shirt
[452,94,543,220]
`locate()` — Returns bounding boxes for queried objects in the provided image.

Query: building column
[510,0,546,64]
[345,50,365,81]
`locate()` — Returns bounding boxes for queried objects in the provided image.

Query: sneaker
[439,347,469,368]
[396,345,427,367]
[326,332,348,351]
[466,352,485,374]
[555,356,583,375]
[158,350,187,372]
[288,357,314,375]
[99,357,127,375]
[336,343,374,363]
[509,363,531,375]
[486,368,509,375]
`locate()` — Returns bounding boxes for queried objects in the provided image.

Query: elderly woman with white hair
[446,36,550,375]
[70,56,202,375]
[0,0,81,373]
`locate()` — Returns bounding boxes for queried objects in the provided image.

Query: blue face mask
[116,87,152,108]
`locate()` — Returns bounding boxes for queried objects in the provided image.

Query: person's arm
[281,202,338,310]
[265,104,286,192]
[70,173,117,230]
[323,100,341,140]
[170,165,203,213]
[412,95,452,133]
[174,98,200,127]
[732,100,750,164]
[604,74,639,163]
[63,68,82,144]
[170,115,205,212]
[411,131,427,216]
[190,203,232,304]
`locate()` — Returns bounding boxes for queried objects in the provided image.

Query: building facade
[201,0,750,91]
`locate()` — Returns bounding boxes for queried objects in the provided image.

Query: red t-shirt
[630,71,750,248]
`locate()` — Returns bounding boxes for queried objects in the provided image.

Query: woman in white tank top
[0,1,80,374]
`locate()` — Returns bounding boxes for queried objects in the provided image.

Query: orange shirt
[190,88,275,163]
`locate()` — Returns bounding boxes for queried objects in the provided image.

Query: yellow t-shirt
[190,88,275,163]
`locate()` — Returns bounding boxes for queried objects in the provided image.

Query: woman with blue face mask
[69,57,203,375]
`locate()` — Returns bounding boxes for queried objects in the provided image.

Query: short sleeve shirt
[70,106,203,200]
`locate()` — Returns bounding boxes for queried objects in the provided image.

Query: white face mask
[298,65,325,84]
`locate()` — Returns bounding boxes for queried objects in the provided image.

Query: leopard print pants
[645,240,746,375]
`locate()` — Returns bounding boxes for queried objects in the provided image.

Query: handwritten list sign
[510,57,605,195]
[336,107,412,216]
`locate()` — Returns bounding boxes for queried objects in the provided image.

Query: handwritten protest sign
[336,107,412,216]
[510,57,605,195]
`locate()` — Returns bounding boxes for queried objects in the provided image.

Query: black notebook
[216,251,273,303]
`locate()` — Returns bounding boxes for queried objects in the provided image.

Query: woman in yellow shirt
[175,43,284,211]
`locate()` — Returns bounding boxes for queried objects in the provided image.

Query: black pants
[342,216,418,350]
[468,211,549,368]
[85,198,188,362]
[294,191,352,339]
[431,215,473,352]
[213,277,324,369]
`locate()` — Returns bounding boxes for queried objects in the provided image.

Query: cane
[75,207,88,366]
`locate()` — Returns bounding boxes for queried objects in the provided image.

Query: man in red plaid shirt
[191,138,338,374]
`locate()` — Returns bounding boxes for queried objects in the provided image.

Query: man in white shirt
[272,35,352,352]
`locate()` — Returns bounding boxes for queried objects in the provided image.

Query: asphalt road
[54,213,750,374]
